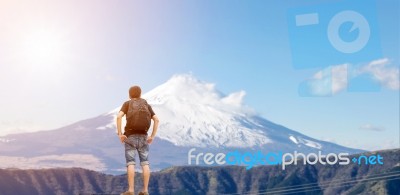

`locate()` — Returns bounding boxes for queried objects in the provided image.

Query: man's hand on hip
[118,134,127,143]
[147,136,154,144]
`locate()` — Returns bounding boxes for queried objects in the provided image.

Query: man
[117,86,159,195]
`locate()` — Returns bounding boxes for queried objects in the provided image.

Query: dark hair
[129,86,141,98]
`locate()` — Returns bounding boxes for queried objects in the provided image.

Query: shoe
[120,191,134,195]
[138,192,149,195]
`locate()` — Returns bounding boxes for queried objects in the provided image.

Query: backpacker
[126,98,151,132]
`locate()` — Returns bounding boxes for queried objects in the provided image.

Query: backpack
[126,98,152,131]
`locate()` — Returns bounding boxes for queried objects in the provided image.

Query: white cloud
[359,124,385,132]
[221,90,246,107]
[331,64,348,94]
[306,64,348,96]
[361,58,399,90]
[303,58,399,96]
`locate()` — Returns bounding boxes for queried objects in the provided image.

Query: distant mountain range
[0,74,364,174]
[0,149,399,195]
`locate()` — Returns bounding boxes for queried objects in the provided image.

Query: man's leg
[142,164,150,192]
[138,135,150,193]
[127,164,135,192]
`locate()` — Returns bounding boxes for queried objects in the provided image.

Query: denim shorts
[124,134,149,166]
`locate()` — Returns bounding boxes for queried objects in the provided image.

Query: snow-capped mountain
[107,75,270,148]
[0,74,363,174]
[104,75,337,150]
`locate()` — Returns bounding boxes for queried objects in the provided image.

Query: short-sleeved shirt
[120,98,155,136]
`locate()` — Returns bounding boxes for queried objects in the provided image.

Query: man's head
[129,86,141,99]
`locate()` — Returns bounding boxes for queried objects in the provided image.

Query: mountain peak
[144,74,246,108]
[106,74,266,147]
[166,74,215,90]
[144,74,217,99]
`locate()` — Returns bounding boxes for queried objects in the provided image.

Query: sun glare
[22,29,66,66]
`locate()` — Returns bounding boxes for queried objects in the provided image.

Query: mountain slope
[0,74,363,174]
[0,149,398,195]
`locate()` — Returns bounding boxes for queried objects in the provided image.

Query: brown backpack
[126,98,151,131]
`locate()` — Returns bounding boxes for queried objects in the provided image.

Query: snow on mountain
[97,74,346,151]
[100,74,271,148]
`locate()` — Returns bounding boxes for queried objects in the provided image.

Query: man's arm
[116,111,127,143]
[147,115,159,144]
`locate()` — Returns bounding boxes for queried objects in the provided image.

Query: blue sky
[0,0,398,150]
